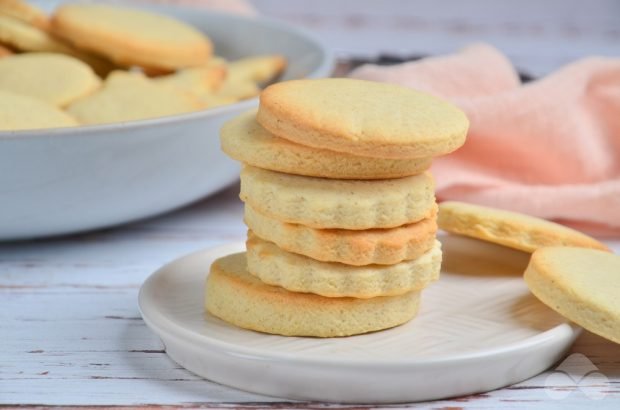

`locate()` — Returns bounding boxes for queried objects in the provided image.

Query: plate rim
[138,241,581,368]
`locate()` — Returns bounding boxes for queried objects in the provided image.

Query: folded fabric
[350,44,620,233]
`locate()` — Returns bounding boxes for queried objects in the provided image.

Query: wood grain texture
[1,184,619,408]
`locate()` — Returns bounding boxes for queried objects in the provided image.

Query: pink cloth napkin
[350,44,620,234]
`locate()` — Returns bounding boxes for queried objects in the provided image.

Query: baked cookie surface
[67,71,201,125]
[245,204,437,265]
[205,252,421,337]
[257,78,469,159]
[438,201,609,252]
[222,110,432,179]
[524,247,620,344]
[240,165,436,230]
[52,3,212,70]
[0,89,77,130]
[246,233,442,298]
[0,53,100,107]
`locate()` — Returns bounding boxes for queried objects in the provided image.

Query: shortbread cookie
[246,233,441,298]
[0,90,77,130]
[0,15,114,76]
[245,204,437,265]
[205,252,421,337]
[222,111,432,179]
[257,78,469,159]
[0,0,49,31]
[438,201,609,252]
[0,14,72,53]
[228,54,286,84]
[0,53,100,107]
[153,64,226,95]
[524,247,620,344]
[52,3,212,70]
[240,165,436,229]
[67,71,201,125]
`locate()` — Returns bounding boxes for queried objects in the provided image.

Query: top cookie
[0,0,50,31]
[51,3,212,70]
[438,201,609,253]
[257,78,469,159]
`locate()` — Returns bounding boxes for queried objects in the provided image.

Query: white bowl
[0,5,333,240]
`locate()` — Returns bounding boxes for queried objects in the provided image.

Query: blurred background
[249,0,620,76]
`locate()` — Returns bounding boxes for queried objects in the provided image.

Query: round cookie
[0,0,50,31]
[51,3,212,70]
[0,53,101,107]
[240,165,436,230]
[222,111,433,179]
[67,71,201,125]
[438,201,609,253]
[245,204,438,265]
[205,252,421,337]
[0,14,72,53]
[257,78,469,159]
[0,90,77,130]
[246,233,441,298]
[524,247,620,344]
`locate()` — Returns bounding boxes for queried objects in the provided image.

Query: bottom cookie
[205,252,421,337]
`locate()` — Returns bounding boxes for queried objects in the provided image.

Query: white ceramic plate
[139,234,580,403]
[0,2,333,240]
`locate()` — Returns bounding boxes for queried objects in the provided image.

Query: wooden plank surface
[1,185,619,408]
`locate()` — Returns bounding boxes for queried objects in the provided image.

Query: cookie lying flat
[222,111,432,179]
[52,3,212,70]
[205,252,420,337]
[0,0,49,31]
[0,53,100,107]
[228,54,286,84]
[257,78,469,159]
[0,14,71,53]
[240,165,436,230]
[153,64,226,95]
[525,247,620,344]
[0,90,77,130]
[438,201,608,253]
[245,204,437,265]
[246,233,441,298]
[67,71,201,125]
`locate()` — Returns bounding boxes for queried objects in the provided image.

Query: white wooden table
[2,184,619,408]
[3,0,620,407]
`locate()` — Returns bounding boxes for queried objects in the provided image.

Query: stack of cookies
[206,78,469,337]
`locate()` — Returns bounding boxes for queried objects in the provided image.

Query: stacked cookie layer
[207,78,469,337]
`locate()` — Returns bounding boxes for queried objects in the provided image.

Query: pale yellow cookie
[222,111,432,179]
[0,89,76,130]
[51,3,212,70]
[228,54,286,84]
[67,71,201,125]
[524,247,620,344]
[0,53,100,107]
[0,0,49,31]
[240,165,436,230]
[438,201,609,253]
[153,64,226,95]
[205,252,421,337]
[0,14,72,53]
[257,78,469,159]
[213,75,260,101]
[246,233,441,298]
[245,204,438,265]
[0,15,115,76]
